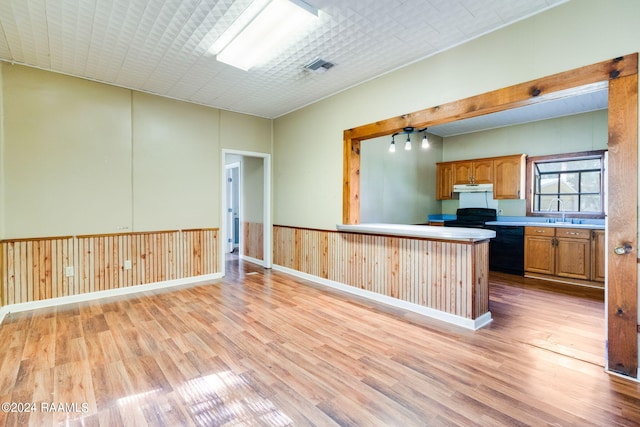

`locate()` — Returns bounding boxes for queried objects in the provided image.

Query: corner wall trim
[272,264,492,330]
[0,273,223,325]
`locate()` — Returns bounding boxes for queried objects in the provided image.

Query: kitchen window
[527,150,606,218]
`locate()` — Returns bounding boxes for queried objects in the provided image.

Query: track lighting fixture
[404,133,412,151]
[422,129,430,149]
[389,126,429,153]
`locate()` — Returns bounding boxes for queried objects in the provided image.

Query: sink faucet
[547,198,566,223]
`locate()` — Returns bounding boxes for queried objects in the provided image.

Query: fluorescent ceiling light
[216,0,318,71]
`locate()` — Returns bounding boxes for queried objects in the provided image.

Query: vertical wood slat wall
[274,225,489,319]
[242,222,264,261]
[0,229,218,306]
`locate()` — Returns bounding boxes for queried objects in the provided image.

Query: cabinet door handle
[567,232,579,235]
[535,230,544,233]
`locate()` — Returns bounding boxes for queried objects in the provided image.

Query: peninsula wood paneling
[273,225,489,320]
[0,229,218,306]
[242,222,264,261]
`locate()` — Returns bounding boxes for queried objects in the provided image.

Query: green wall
[0,64,272,239]
[360,132,443,224]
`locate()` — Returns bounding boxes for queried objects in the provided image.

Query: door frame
[221,149,272,274]
[224,161,241,253]
[343,54,638,379]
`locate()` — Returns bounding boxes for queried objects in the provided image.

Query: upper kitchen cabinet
[436,162,455,200]
[453,159,493,184]
[493,154,526,199]
[436,154,526,200]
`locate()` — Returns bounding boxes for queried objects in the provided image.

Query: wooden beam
[345,55,637,141]
[607,72,638,377]
[343,135,361,224]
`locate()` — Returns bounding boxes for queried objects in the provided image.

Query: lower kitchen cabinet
[591,229,606,282]
[523,227,555,275]
[555,228,591,280]
[524,226,603,287]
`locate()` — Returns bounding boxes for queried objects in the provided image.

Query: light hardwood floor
[0,255,638,426]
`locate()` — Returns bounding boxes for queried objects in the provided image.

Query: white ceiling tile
[0,0,568,118]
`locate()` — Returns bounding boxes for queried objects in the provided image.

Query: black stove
[443,208,497,228]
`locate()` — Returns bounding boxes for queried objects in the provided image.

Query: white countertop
[337,223,495,242]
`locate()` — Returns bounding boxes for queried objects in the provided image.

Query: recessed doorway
[221,150,272,275]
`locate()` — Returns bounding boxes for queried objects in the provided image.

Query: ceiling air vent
[304,58,334,73]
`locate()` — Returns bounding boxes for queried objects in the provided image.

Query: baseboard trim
[273,264,491,330]
[606,366,640,383]
[0,273,223,325]
[524,272,605,289]
[240,254,265,267]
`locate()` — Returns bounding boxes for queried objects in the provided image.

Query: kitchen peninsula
[334,223,495,329]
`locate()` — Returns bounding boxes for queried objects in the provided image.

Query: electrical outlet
[498,209,504,215]
[65,266,74,277]
[124,260,132,270]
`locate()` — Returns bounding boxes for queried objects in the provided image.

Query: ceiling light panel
[216,0,319,71]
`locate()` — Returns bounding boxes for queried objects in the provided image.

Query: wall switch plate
[65,266,74,277]
[124,260,132,270]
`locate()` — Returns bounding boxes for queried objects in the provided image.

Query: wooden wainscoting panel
[242,222,264,261]
[0,229,219,307]
[1,237,76,305]
[473,241,490,318]
[275,226,483,319]
[273,226,295,269]
[182,229,218,277]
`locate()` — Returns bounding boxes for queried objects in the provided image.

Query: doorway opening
[221,150,272,276]
[225,161,240,254]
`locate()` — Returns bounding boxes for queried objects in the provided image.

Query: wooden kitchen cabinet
[555,228,591,280]
[436,162,455,200]
[525,226,601,287]
[591,229,606,282]
[524,227,556,275]
[436,154,525,200]
[453,159,493,184]
[493,154,526,199]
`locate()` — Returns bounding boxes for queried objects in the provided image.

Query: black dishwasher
[484,225,524,275]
